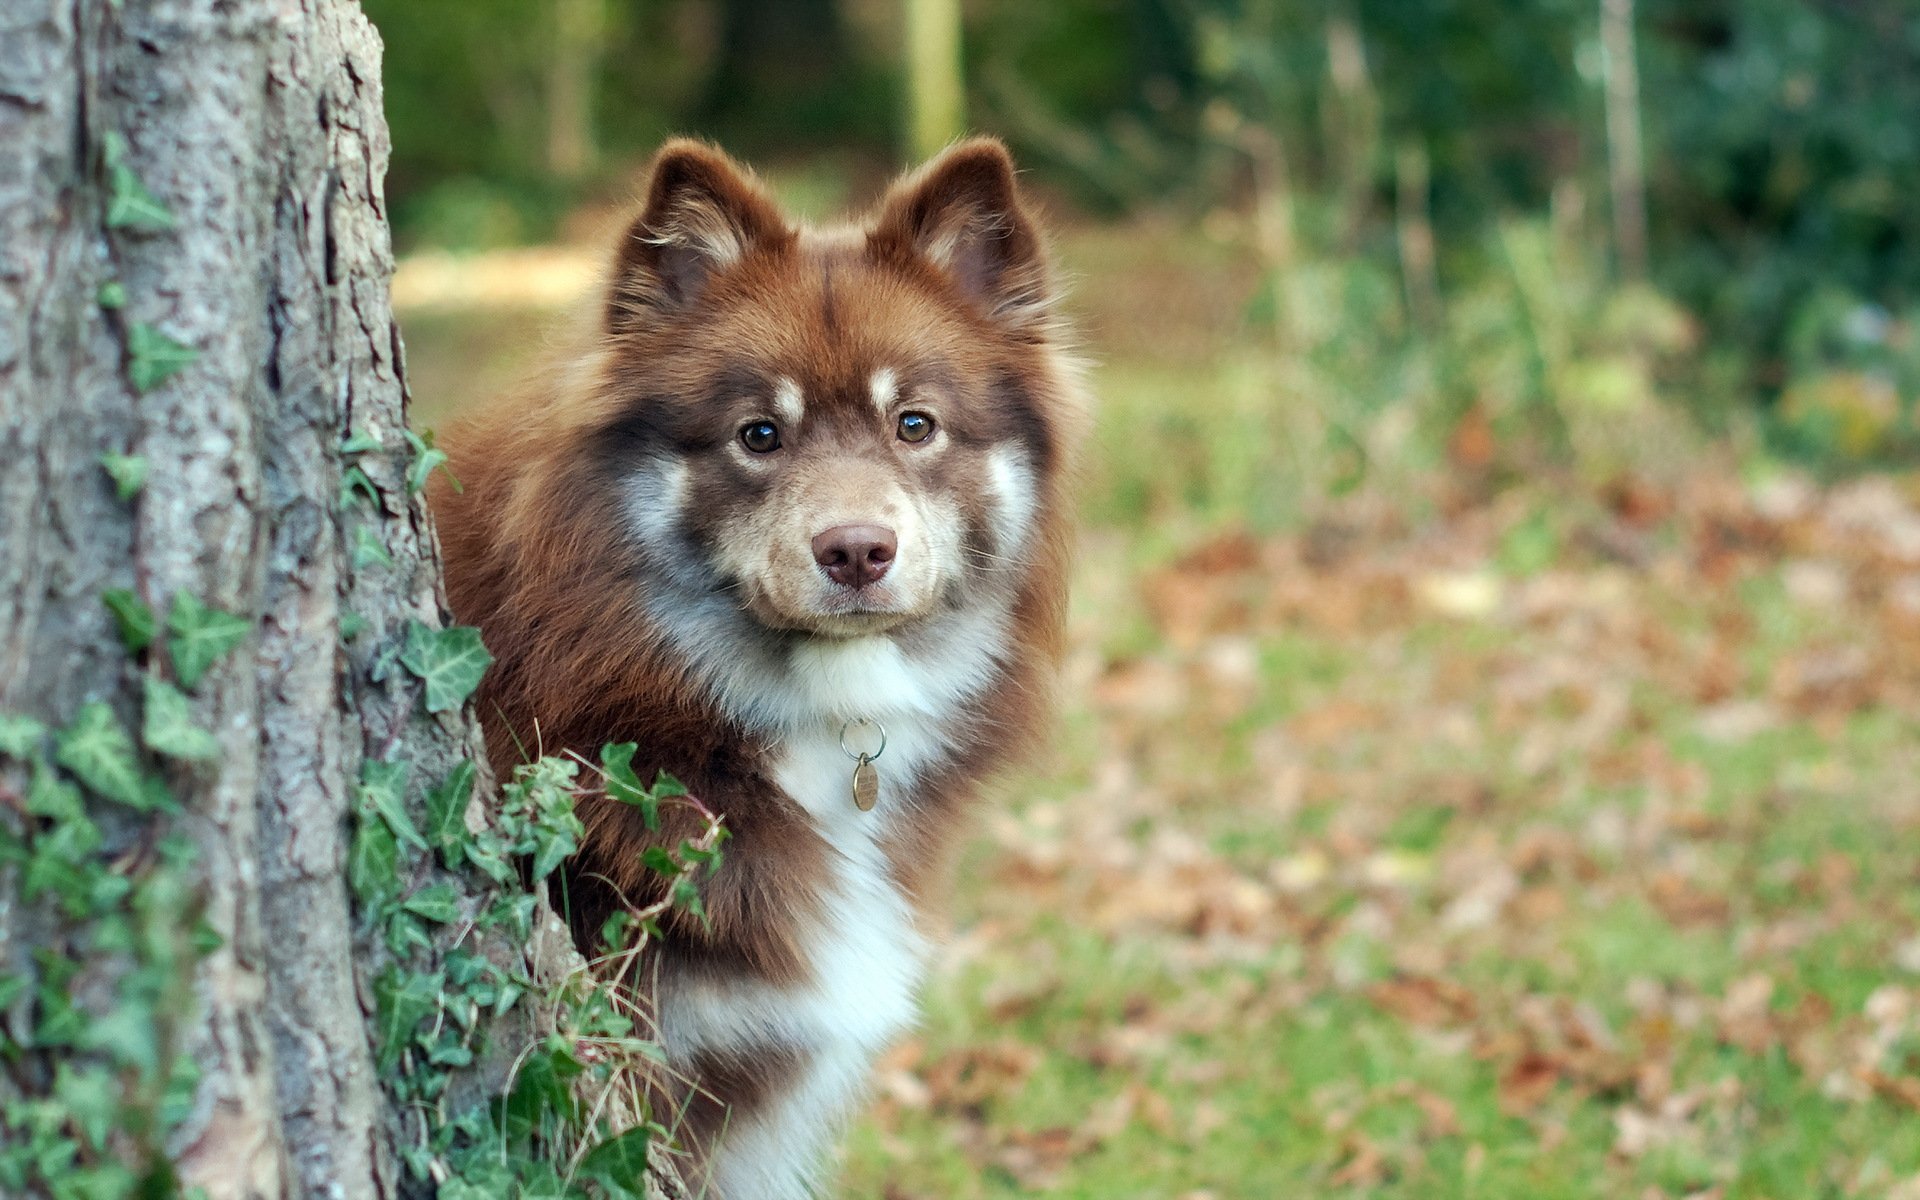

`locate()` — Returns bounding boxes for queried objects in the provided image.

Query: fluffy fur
[432,137,1086,1197]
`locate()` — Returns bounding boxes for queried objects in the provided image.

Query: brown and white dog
[432,138,1085,1197]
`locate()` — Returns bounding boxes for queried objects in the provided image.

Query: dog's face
[593,140,1060,640]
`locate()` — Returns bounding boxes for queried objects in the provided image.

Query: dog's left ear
[870,137,1055,338]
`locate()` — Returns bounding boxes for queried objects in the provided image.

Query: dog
[431,137,1086,1197]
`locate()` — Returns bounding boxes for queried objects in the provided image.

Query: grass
[396,220,1920,1200]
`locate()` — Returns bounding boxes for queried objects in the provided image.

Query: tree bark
[0,3,678,1197]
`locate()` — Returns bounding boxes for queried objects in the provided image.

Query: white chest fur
[661,629,1005,1200]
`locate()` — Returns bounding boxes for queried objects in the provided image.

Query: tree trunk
[0,3,679,1197]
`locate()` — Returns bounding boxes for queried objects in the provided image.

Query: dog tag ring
[839,719,887,813]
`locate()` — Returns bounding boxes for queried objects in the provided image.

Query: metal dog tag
[851,756,880,811]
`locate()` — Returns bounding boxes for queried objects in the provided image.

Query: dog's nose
[811,524,896,589]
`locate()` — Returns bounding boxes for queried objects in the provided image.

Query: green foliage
[351,523,394,570]
[124,323,197,394]
[55,703,165,812]
[98,453,147,501]
[355,741,722,1198]
[2,689,212,1192]
[0,713,48,758]
[165,591,250,690]
[101,132,175,233]
[405,427,460,494]
[101,590,155,653]
[400,621,494,713]
[140,677,219,762]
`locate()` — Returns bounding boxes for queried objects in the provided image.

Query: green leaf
[579,1126,655,1195]
[385,911,432,957]
[528,822,577,882]
[97,453,147,501]
[101,588,156,653]
[25,763,85,822]
[106,164,177,232]
[141,676,218,762]
[53,1064,118,1152]
[424,759,476,865]
[97,280,127,310]
[359,758,425,851]
[340,428,384,455]
[398,621,492,713]
[125,323,197,393]
[372,968,442,1071]
[404,427,461,494]
[350,523,393,570]
[400,882,460,925]
[166,591,250,689]
[102,132,175,233]
[601,742,660,831]
[338,610,367,641]
[0,714,46,759]
[339,465,380,510]
[82,1001,160,1075]
[347,819,398,906]
[54,702,159,810]
[498,1040,583,1140]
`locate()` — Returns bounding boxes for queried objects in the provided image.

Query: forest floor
[397,224,1920,1199]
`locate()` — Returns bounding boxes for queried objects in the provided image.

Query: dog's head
[591,138,1068,640]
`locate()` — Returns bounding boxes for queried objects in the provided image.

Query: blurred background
[371,1,1920,1194]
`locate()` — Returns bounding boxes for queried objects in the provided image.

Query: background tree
[0,2,685,1195]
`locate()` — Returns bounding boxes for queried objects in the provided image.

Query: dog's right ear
[606,140,791,333]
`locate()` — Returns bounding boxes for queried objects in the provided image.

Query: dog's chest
[662,725,937,1199]
[768,727,932,1050]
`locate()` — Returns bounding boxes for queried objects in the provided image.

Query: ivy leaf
[339,465,380,510]
[125,323,197,393]
[167,591,250,689]
[339,610,367,641]
[141,676,218,762]
[601,743,659,832]
[102,132,175,232]
[399,622,492,714]
[348,820,398,908]
[101,589,156,653]
[528,820,577,883]
[98,453,147,501]
[372,967,442,1071]
[55,702,161,810]
[53,1064,118,1152]
[0,714,46,759]
[107,163,176,230]
[97,280,127,310]
[400,882,461,925]
[424,759,476,866]
[340,428,383,455]
[579,1126,655,1196]
[404,427,461,494]
[25,762,86,822]
[81,997,160,1075]
[359,758,425,852]
[350,523,393,570]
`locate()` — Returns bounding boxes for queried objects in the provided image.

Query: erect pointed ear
[606,139,791,333]
[869,137,1056,336]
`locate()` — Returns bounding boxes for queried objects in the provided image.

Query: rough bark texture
[0,3,678,1196]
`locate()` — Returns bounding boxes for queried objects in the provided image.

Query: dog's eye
[897,412,935,444]
[740,421,781,453]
